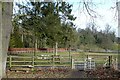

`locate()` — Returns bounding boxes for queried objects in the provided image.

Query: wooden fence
[8,48,68,53]
[7,55,96,71]
[7,55,72,68]
[7,52,118,71]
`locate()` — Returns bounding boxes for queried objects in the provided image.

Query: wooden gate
[72,57,95,70]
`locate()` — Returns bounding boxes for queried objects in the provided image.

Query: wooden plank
[59,61,70,63]
[34,61,51,62]
[11,61,32,62]
[11,56,32,58]
[34,65,70,67]
[74,61,85,63]
[11,65,32,67]
[34,64,52,67]
[56,64,70,67]
[85,53,117,56]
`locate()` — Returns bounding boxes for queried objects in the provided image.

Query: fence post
[52,55,54,69]
[84,58,87,70]
[108,56,112,68]
[115,58,118,70]
[71,56,72,68]
[9,55,12,68]
[89,58,91,69]
[32,56,34,67]
[71,56,74,69]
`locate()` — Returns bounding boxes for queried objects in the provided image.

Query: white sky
[69,0,119,37]
[13,0,119,37]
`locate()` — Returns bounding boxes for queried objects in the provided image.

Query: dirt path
[6,67,120,78]
[6,68,88,78]
[69,70,87,78]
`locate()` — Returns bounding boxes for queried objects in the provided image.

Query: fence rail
[7,53,117,71]
[6,55,99,70]
[7,55,72,68]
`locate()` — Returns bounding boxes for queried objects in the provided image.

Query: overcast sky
[68,0,118,36]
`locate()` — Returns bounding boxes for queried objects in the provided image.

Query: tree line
[77,23,119,51]
[9,1,119,51]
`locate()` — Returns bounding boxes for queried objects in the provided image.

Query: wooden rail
[7,55,72,68]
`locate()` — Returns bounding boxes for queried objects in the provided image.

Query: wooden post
[113,57,118,70]
[86,55,88,69]
[84,58,87,70]
[9,55,12,68]
[52,55,54,69]
[89,58,91,69]
[32,56,34,67]
[70,56,72,65]
[115,58,118,70]
[108,56,110,68]
[108,56,112,68]
[31,55,34,71]
[71,57,74,69]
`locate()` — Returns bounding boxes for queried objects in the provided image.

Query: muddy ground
[5,67,120,79]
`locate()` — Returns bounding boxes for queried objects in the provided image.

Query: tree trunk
[0,2,13,78]
[52,45,54,53]
[35,38,37,51]
[69,45,71,60]
[55,42,58,55]
[117,2,120,70]
[21,34,23,42]
[0,2,2,78]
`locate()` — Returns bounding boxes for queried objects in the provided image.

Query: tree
[9,15,24,48]
[12,1,76,54]
[78,26,95,50]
